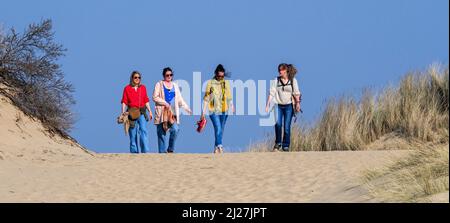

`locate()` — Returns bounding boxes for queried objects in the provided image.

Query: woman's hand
[185,108,193,115]
[295,103,301,113]
[149,112,153,120]
[163,102,170,109]
[265,104,270,113]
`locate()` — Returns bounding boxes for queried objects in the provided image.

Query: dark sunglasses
[133,76,141,79]
[165,73,174,77]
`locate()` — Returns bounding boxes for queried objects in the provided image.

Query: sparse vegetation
[0,19,75,137]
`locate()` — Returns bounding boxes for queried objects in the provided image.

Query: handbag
[128,107,141,120]
[128,85,144,120]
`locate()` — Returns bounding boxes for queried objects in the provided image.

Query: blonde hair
[129,71,141,87]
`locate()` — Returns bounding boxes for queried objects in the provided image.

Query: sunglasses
[133,76,141,79]
[165,73,174,77]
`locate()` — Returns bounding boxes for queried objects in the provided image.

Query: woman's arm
[145,102,153,119]
[265,95,273,113]
[176,84,192,114]
[122,103,127,114]
[294,95,301,113]
[266,80,276,113]
[293,78,301,112]
[229,101,235,114]
[181,101,192,115]
[121,87,128,114]
[201,81,211,118]
[294,95,301,103]
[201,100,208,119]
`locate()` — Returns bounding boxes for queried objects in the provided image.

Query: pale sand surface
[0,150,410,202]
[1,93,415,202]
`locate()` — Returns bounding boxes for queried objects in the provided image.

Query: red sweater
[121,85,150,108]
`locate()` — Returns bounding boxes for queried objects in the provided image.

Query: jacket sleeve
[121,86,128,105]
[152,82,167,106]
[292,78,301,96]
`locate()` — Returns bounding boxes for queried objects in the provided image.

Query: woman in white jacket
[265,63,301,152]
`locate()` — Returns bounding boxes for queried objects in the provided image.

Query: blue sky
[1,0,448,153]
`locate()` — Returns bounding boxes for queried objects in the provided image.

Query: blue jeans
[156,123,179,153]
[275,104,294,150]
[129,114,150,153]
[210,113,228,147]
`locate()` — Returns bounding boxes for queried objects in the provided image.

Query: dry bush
[0,19,75,137]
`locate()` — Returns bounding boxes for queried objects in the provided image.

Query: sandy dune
[0,93,415,203]
[0,93,92,162]
[0,150,410,203]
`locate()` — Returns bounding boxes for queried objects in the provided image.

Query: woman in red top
[121,71,153,153]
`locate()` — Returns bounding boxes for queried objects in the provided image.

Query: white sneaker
[213,147,220,154]
[272,144,282,152]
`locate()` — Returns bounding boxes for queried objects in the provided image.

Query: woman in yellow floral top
[201,64,235,153]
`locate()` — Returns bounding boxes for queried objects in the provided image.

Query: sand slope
[0,93,416,202]
[0,94,92,162]
[0,150,412,202]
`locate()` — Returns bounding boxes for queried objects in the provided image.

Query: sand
[0,150,411,203]
[0,93,441,203]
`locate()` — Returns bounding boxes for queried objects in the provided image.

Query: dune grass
[249,64,449,152]
[363,145,449,202]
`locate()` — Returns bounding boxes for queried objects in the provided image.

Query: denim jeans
[210,113,228,147]
[129,114,150,153]
[275,104,294,150]
[156,123,179,153]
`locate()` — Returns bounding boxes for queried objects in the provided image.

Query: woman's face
[216,71,225,80]
[133,74,141,85]
[164,71,173,82]
[278,67,288,77]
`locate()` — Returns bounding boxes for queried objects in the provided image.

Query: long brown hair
[278,63,297,80]
[129,70,141,87]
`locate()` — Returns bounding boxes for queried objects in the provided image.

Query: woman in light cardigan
[152,67,192,153]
